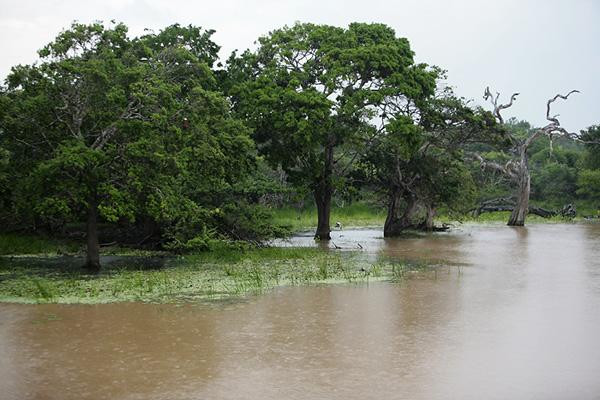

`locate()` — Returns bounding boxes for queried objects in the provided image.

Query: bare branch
[473,153,519,181]
[483,86,519,124]
[546,90,579,124]
[91,99,142,150]
[523,127,544,148]
[532,89,593,144]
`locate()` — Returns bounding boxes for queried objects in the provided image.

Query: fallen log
[416,222,452,232]
[529,206,556,218]
[473,202,576,219]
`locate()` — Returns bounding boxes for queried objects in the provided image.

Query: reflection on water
[1,224,600,399]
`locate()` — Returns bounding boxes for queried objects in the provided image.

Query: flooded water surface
[2,224,600,399]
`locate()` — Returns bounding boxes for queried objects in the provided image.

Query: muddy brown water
[2,224,600,400]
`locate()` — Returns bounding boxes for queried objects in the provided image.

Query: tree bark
[399,194,420,229]
[507,149,530,226]
[423,204,436,231]
[85,195,101,271]
[314,187,332,240]
[384,189,403,237]
[384,191,420,237]
[314,142,334,241]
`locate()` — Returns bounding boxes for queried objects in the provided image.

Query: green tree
[1,22,255,269]
[0,90,9,217]
[529,144,580,206]
[227,22,435,240]
[580,125,600,170]
[576,125,600,210]
[363,90,496,235]
[576,169,600,204]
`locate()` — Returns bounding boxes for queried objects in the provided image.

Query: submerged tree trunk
[85,196,101,271]
[384,191,420,237]
[423,204,436,231]
[384,189,402,237]
[399,194,420,229]
[314,186,332,240]
[508,149,530,226]
[314,142,334,241]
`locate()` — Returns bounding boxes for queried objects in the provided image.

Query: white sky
[1,0,598,131]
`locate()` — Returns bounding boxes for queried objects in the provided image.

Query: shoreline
[1,221,597,305]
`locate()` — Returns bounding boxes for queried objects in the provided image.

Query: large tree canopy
[227,22,436,239]
[1,20,598,263]
[0,22,256,269]
[361,87,500,235]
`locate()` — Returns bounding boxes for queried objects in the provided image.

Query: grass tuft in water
[0,247,437,304]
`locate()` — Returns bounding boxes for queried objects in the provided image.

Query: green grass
[271,202,386,232]
[0,247,430,304]
[270,201,591,233]
[0,233,80,255]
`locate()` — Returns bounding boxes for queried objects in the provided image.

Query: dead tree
[477,87,579,226]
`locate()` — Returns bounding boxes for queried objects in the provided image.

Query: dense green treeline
[0,21,598,269]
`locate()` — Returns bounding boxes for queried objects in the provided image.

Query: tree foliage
[362,87,500,234]
[0,22,270,268]
[1,20,598,265]
[227,22,437,238]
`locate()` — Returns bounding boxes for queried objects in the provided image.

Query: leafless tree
[477,87,579,226]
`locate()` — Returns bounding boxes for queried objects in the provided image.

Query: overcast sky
[1,0,598,131]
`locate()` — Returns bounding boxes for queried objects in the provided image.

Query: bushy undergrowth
[0,233,80,255]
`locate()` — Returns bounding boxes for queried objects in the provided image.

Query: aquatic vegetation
[0,248,431,304]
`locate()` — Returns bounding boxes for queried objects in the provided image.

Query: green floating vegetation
[0,248,432,304]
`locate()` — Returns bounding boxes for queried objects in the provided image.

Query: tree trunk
[384,189,402,237]
[423,204,436,231]
[508,149,530,226]
[314,142,334,241]
[399,194,419,228]
[85,196,101,271]
[384,192,419,237]
[314,187,332,240]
